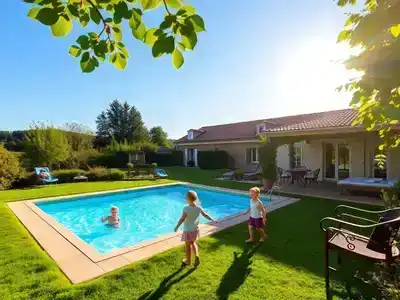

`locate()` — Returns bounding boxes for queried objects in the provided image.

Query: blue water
[37,185,264,253]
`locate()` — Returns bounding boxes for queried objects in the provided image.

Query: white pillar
[194,149,198,167]
[184,149,188,166]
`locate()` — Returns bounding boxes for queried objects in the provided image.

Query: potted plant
[259,137,277,190]
[233,169,245,180]
[126,162,133,178]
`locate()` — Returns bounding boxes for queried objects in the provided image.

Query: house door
[323,142,351,181]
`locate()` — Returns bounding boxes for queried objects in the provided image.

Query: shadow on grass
[216,243,262,299]
[138,266,197,300]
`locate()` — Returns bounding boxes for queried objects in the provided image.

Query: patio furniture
[320,205,400,299]
[34,167,58,184]
[277,167,291,184]
[304,168,320,186]
[73,175,88,182]
[337,177,397,194]
[243,165,262,181]
[222,169,236,180]
[286,167,311,186]
[154,168,168,178]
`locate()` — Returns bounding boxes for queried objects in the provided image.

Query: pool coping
[7,182,300,284]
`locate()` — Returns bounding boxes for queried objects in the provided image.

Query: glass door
[324,143,336,179]
[338,144,350,179]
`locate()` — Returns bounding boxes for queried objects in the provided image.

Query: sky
[0,1,359,138]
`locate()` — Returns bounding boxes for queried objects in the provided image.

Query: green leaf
[390,24,400,38]
[67,4,80,18]
[117,42,130,58]
[89,7,101,24]
[28,7,40,19]
[141,0,161,11]
[80,52,96,73]
[80,13,90,28]
[132,22,147,40]
[152,39,166,58]
[177,5,195,16]
[172,48,184,69]
[164,36,175,53]
[113,53,127,70]
[107,40,116,52]
[114,1,130,19]
[76,35,90,50]
[181,31,197,50]
[112,25,122,41]
[35,7,59,25]
[177,42,185,51]
[69,45,82,57]
[129,10,142,30]
[144,28,158,45]
[166,0,182,8]
[186,14,205,32]
[51,15,73,37]
[337,30,351,43]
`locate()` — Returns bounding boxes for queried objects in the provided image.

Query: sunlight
[275,37,361,114]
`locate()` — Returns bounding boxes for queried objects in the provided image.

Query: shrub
[259,139,277,182]
[88,151,128,168]
[108,169,125,180]
[151,163,157,168]
[197,150,234,169]
[0,145,24,190]
[52,169,87,183]
[233,169,244,180]
[145,151,183,166]
[87,167,125,181]
[187,160,195,167]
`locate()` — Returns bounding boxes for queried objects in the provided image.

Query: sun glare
[276,38,361,114]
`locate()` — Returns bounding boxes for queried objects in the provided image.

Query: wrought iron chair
[304,168,320,186]
[277,167,291,184]
[320,205,400,299]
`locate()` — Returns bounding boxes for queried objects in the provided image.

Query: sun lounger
[337,177,396,193]
[154,168,168,178]
[34,167,58,184]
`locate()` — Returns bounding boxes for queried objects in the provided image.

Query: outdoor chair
[34,167,58,184]
[243,165,261,181]
[154,168,168,178]
[304,168,320,186]
[320,205,400,299]
[277,167,291,184]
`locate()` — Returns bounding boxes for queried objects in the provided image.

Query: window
[291,142,302,168]
[373,148,387,179]
[188,131,193,140]
[246,148,259,164]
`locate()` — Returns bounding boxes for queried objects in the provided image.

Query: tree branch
[86,0,110,39]
[162,0,171,15]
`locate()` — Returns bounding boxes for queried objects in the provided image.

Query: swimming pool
[37,184,263,254]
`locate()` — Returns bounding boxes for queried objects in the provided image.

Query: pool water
[37,185,264,253]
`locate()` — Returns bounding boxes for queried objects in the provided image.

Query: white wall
[349,139,365,177]
[276,144,290,170]
[302,140,323,180]
[388,146,400,180]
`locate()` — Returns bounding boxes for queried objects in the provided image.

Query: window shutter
[246,148,251,164]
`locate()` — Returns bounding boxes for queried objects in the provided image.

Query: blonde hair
[111,206,118,211]
[250,187,260,195]
[186,190,198,202]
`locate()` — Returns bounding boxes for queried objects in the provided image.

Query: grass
[0,167,378,299]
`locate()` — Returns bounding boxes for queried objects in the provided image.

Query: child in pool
[245,187,267,243]
[174,190,218,267]
[101,206,120,226]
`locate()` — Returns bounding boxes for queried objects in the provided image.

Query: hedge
[88,152,129,168]
[198,150,234,169]
[146,151,183,166]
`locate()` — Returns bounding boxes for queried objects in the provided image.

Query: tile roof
[176,108,358,143]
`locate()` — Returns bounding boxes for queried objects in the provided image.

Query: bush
[88,151,128,168]
[187,160,195,167]
[234,169,244,180]
[151,162,157,168]
[197,150,234,169]
[0,146,24,190]
[87,167,125,181]
[259,139,277,182]
[52,169,86,183]
[145,151,183,166]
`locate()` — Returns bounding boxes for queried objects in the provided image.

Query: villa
[175,108,400,181]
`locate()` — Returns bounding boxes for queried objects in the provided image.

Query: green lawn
[0,167,377,299]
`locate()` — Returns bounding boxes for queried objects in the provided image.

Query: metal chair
[277,167,291,184]
[304,168,320,186]
[320,205,400,299]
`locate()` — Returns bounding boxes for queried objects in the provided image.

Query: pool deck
[7,182,300,284]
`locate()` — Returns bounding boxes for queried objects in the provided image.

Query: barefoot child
[101,206,120,227]
[246,187,267,243]
[174,190,218,267]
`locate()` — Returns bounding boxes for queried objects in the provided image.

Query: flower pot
[262,178,274,190]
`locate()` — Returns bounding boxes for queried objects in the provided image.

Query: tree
[24,0,205,72]
[0,145,23,190]
[96,99,149,144]
[149,126,169,147]
[62,122,94,152]
[25,123,71,168]
[336,0,400,153]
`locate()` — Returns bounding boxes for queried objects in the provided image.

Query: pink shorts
[248,217,265,229]
[181,229,199,242]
